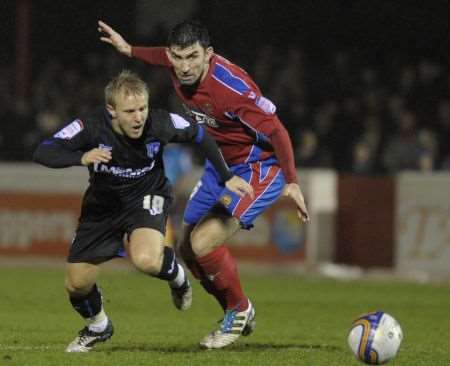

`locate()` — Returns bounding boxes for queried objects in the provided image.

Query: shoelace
[221,310,238,333]
[78,327,100,340]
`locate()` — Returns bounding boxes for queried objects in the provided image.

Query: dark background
[2,1,450,172]
[3,1,448,67]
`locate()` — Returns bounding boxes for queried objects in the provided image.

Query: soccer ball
[347,311,403,364]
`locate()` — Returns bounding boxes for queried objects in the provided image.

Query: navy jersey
[34,108,231,212]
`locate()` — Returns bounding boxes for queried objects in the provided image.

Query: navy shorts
[68,194,172,263]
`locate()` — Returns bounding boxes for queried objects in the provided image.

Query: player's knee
[190,227,215,257]
[132,253,161,275]
[65,276,94,297]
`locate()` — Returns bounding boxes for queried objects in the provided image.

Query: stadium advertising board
[396,173,450,278]
[0,164,336,264]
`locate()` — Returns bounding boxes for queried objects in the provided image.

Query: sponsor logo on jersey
[99,143,112,151]
[93,160,155,178]
[255,96,276,114]
[191,110,220,128]
[182,104,220,128]
[54,119,84,139]
[170,113,191,129]
[146,142,161,158]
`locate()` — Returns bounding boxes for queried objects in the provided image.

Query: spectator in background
[382,109,420,172]
[436,99,450,169]
[416,128,439,172]
[351,139,377,175]
[294,128,329,168]
[23,107,66,160]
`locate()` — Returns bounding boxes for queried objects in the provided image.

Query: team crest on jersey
[146,142,161,158]
[54,119,84,139]
[220,194,233,207]
[202,103,214,114]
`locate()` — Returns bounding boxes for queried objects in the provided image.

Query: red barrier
[0,193,82,256]
[0,193,308,263]
[335,175,395,268]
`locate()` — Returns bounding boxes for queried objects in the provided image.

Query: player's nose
[135,111,145,122]
[180,60,190,73]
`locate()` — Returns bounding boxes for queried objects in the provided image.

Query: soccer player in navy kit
[99,20,310,349]
[33,70,253,352]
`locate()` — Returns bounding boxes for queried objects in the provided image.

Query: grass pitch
[0,263,449,366]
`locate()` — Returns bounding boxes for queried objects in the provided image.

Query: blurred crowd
[1,44,449,175]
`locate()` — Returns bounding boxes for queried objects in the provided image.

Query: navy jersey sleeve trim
[194,125,205,143]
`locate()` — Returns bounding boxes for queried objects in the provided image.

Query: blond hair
[105,70,149,107]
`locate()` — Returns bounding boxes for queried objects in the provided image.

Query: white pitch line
[0,345,60,351]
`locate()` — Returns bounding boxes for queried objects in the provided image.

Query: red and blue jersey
[132,47,297,183]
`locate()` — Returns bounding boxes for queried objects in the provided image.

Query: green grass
[0,265,449,365]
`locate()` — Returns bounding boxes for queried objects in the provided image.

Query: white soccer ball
[347,311,403,364]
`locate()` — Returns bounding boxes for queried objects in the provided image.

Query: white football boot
[200,301,256,349]
[65,319,114,353]
[170,278,193,311]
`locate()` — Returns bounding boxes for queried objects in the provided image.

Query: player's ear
[205,46,214,62]
[165,47,173,62]
[106,104,116,118]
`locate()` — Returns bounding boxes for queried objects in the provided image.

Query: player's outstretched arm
[282,183,310,223]
[98,20,132,57]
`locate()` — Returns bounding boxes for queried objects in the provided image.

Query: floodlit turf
[0,264,449,365]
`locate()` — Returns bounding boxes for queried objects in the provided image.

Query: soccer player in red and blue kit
[99,20,310,349]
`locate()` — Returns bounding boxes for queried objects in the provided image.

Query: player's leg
[63,210,126,353]
[64,262,114,352]
[189,209,256,349]
[176,221,228,311]
[190,208,244,310]
[178,169,233,311]
[195,160,285,349]
[127,227,191,310]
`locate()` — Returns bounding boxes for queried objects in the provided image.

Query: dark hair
[167,20,210,49]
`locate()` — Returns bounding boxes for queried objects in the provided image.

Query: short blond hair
[105,70,149,107]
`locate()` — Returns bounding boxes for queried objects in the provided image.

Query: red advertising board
[0,193,82,256]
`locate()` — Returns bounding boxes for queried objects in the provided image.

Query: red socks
[184,257,228,311]
[196,245,248,311]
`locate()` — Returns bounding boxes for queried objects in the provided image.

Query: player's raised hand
[282,183,310,223]
[81,148,112,166]
[225,176,255,199]
[98,20,132,57]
